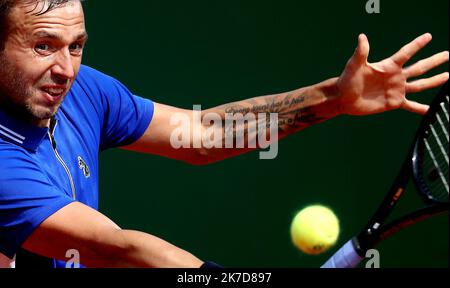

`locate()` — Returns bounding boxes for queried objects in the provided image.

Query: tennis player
[0,0,448,268]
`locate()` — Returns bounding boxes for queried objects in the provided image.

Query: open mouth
[42,87,65,96]
[41,87,66,103]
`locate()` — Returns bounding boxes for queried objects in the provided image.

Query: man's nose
[51,49,75,80]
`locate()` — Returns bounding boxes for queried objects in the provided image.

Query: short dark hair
[0,0,78,51]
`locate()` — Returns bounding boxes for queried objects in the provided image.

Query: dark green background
[82,0,448,268]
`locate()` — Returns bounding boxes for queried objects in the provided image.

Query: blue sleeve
[100,82,154,150]
[0,150,75,259]
[75,66,154,151]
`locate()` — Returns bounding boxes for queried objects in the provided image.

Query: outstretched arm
[124,33,448,164]
[23,202,203,268]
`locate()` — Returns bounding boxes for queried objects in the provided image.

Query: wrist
[310,77,343,119]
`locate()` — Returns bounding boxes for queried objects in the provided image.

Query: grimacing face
[0,0,87,127]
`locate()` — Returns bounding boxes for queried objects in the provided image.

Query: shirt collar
[0,109,50,152]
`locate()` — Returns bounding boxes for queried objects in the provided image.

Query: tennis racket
[322,82,449,268]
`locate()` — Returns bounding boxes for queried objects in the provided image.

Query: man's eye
[35,44,51,53]
[69,43,83,53]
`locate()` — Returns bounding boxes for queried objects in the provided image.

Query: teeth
[43,88,64,95]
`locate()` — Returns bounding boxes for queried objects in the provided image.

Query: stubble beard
[0,53,63,125]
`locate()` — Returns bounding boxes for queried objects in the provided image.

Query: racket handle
[321,239,363,268]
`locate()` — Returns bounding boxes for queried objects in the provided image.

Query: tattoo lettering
[215,88,329,141]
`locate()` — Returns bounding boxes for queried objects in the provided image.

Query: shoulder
[70,65,132,105]
[77,65,112,81]
[0,142,45,181]
[74,65,122,91]
[0,140,33,163]
[0,142,62,210]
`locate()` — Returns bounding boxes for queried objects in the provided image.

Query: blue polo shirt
[0,65,154,267]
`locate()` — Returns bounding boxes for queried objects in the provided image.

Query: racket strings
[423,95,449,202]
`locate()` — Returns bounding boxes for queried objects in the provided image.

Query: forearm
[22,202,204,268]
[195,77,342,163]
[82,229,203,268]
[212,77,340,133]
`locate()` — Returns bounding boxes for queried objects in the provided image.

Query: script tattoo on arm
[195,78,340,162]
[212,85,333,143]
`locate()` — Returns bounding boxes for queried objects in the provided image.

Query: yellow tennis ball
[290,205,340,255]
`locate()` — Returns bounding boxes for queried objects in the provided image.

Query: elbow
[185,148,218,166]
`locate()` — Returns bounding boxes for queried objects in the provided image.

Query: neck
[31,118,51,128]
[0,96,51,128]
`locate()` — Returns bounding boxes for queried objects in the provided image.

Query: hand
[336,33,449,116]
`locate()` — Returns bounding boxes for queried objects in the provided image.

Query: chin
[29,105,59,121]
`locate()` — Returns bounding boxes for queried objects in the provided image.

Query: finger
[402,100,430,115]
[404,51,450,78]
[348,34,370,68]
[391,33,433,66]
[406,72,449,93]
[354,34,370,64]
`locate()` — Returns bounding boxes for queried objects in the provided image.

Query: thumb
[353,34,370,64]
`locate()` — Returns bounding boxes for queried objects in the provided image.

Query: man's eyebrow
[33,31,89,42]
[78,32,89,42]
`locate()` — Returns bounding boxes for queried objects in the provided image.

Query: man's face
[0,1,87,127]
